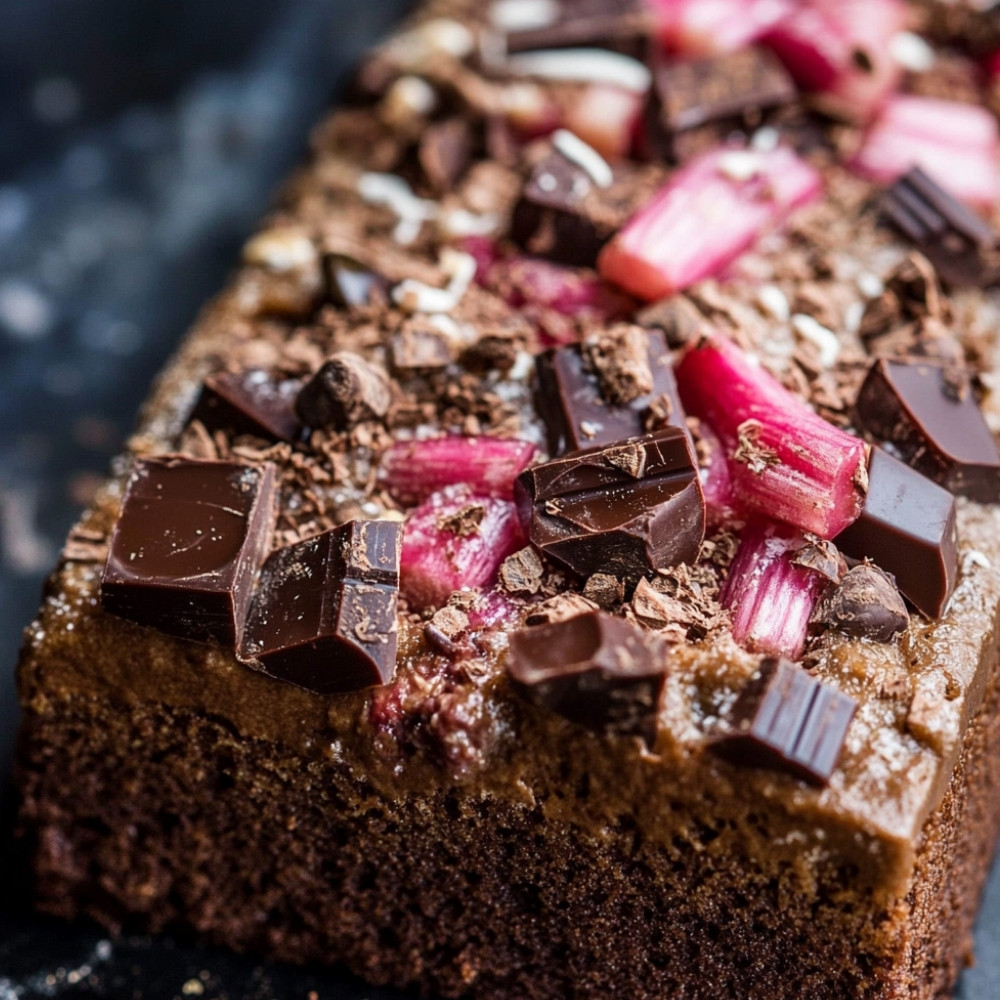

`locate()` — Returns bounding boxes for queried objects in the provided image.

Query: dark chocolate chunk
[854,357,1000,503]
[881,167,999,288]
[295,352,393,430]
[101,457,277,647]
[536,328,685,454]
[507,610,666,742]
[834,447,958,618]
[515,427,705,583]
[510,139,658,268]
[241,520,401,694]
[810,563,909,643]
[188,369,304,444]
[322,253,390,308]
[418,118,474,193]
[645,47,796,161]
[712,657,857,786]
[498,0,653,58]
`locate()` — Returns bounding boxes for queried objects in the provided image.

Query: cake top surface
[19,0,1000,895]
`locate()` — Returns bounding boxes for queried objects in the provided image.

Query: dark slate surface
[0,1,998,997]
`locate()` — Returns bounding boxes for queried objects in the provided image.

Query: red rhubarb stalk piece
[690,418,742,528]
[676,334,868,539]
[597,145,821,301]
[722,520,831,660]
[400,486,525,610]
[651,0,792,55]
[851,95,1000,207]
[381,436,539,505]
[762,0,905,121]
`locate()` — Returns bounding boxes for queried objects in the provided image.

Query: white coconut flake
[791,313,840,367]
[890,32,936,73]
[490,0,560,32]
[716,150,763,182]
[392,247,478,314]
[384,18,476,68]
[440,208,500,238]
[857,272,884,299]
[242,227,316,272]
[750,126,780,152]
[358,171,438,245]
[552,128,614,188]
[757,284,790,322]
[844,300,865,335]
[505,48,651,93]
[964,549,992,572]
[383,75,437,118]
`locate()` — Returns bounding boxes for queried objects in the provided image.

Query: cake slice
[14,1,1000,997]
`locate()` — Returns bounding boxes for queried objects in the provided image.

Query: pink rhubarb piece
[651,0,792,55]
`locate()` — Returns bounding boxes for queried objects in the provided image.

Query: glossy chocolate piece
[645,48,796,161]
[515,427,705,583]
[811,564,909,643]
[507,610,666,742]
[834,447,958,618]
[536,328,685,455]
[713,658,857,786]
[882,167,998,288]
[510,141,655,268]
[188,369,304,443]
[295,352,393,430]
[241,520,402,694]
[322,253,390,308]
[101,457,277,646]
[498,0,653,58]
[855,357,1000,503]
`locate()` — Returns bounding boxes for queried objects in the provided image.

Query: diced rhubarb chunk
[598,145,821,301]
[381,436,539,505]
[689,418,741,528]
[564,84,644,162]
[676,335,867,539]
[400,486,525,610]
[852,95,1000,207]
[651,0,792,55]
[722,520,832,660]
[762,0,905,121]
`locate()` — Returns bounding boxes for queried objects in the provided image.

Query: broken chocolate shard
[515,426,705,583]
[322,253,390,308]
[295,352,393,430]
[881,167,999,288]
[713,657,857,786]
[101,457,277,647]
[854,357,1000,503]
[536,328,685,455]
[510,139,659,268]
[188,369,304,444]
[496,0,653,58]
[241,520,402,694]
[507,610,666,743]
[834,447,958,618]
[811,563,909,643]
[390,325,452,374]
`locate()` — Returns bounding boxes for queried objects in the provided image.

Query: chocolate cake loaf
[15,0,1000,997]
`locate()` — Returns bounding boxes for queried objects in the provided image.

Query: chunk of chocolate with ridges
[295,352,392,430]
[881,167,999,288]
[510,134,659,269]
[536,328,684,455]
[515,427,705,583]
[241,520,401,694]
[712,658,857,786]
[645,47,796,161]
[507,610,666,743]
[835,447,957,618]
[188,370,304,444]
[811,563,908,643]
[102,457,277,647]
[855,357,1000,503]
[322,253,390,308]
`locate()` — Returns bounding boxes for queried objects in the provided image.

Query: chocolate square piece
[241,520,402,694]
[508,610,666,742]
[536,328,685,454]
[834,447,958,618]
[101,457,277,646]
[515,426,704,583]
[855,357,1000,503]
[189,369,304,443]
[713,658,858,786]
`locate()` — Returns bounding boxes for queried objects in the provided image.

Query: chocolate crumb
[581,325,655,405]
[438,503,486,538]
[499,547,545,596]
[583,573,625,610]
[811,563,909,643]
[525,592,600,626]
[295,352,392,430]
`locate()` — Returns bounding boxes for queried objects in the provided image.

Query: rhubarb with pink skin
[400,485,525,610]
[761,0,905,121]
[676,335,868,539]
[381,436,539,505]
[722,520,832,660]
[651,0,792,55]
[852,95,1000,207]
[597,145,822,301]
